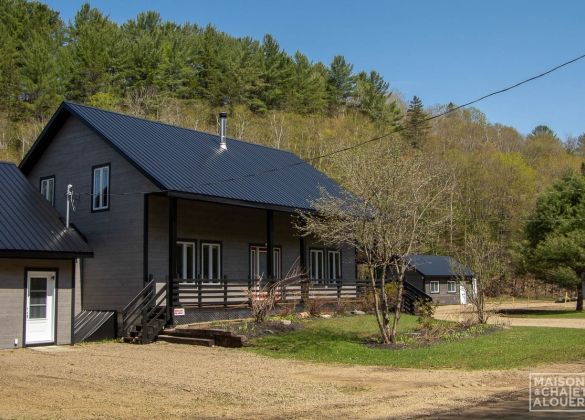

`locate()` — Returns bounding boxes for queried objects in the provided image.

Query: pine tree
[403,96,430,149]
[326,55,354,114]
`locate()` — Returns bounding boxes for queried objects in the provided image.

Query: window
[250,245,282,279]
[176,241,196,281]
[327,250,342,280]
[447,281,457,293]
[309,249,324,280]
[430,281,440,294]
[40,177,55,206]
[29,277,48,319]
[92,165,110,211]
[201,242,221,281]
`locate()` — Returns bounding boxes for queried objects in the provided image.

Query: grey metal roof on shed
[408,255,474,277]
[0,162,92,257]
[59,102,344,211]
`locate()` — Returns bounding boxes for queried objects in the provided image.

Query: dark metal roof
[0,162,92,258]
[408,255,474,277]
[22,102,345,211]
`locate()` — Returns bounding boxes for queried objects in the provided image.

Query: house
[0,162,92,348]
[405,255,474,305]
[17,101,357,338]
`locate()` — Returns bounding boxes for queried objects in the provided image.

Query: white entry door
[459,281,468,305]
[25,271,56,345]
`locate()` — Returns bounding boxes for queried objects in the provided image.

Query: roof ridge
[63,101,298,156]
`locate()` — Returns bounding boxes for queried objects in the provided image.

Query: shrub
[307,298,327,316]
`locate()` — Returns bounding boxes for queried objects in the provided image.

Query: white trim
[430,280,440,294]
[447,280,457,293]
[40,177,55,206]
[310,249,324,280]
[327,250,342,280]
[250,245,282,279]
[92,166,109,210]
[25,271,56,345]
[201,242,221,281]
[176,241,196,280]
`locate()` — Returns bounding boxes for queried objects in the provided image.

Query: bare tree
[453,229,502,323]
[247,264,304,323]
[298,140,453,343]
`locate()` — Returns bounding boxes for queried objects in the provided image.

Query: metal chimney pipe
[219,112,227,150]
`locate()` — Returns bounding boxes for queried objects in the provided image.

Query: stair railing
[121,277,169,342]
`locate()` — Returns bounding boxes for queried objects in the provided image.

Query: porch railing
[172,278,366,308]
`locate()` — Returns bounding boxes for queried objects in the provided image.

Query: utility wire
[195,52,585,188]
[64,52,585,195]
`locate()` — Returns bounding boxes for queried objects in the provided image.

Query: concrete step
[156,335,215,347]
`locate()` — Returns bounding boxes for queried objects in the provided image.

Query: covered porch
[143,193,357,323]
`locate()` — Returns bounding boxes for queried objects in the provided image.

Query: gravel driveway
[1,342,582,419]
[434,303,585,329]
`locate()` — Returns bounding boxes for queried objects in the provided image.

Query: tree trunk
[369,266,390,343]
[577,279,584,312]
[390,273,404,344]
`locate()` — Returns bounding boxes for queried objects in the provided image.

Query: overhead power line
[195,52,585,188]
[68,51,585,196]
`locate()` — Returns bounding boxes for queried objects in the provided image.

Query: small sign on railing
[173,307,185,316]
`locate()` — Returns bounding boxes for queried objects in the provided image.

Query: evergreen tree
[353,70,400,126]
[326,55,354,114]
[403,96,430,149]
[66,3,121,101]
[523,172,585,311]
[287,51,327,114]
[258,34,293,111]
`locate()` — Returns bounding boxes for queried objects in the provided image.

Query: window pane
[93,169,101,209]
[102,168,109,207]
[186,244,194,279]
[30,291,46,305]
[29,305,46,319]
[212,246,220,279]
[202,245,210,279]
[30,277,47,291]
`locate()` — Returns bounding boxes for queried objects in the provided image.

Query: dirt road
[434,303,585,329]
[1,342,583,419]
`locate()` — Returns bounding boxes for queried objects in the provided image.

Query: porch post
[299,235,309,305]
[266,209,274,279]
[143,193,150,285]
[168,197,178,323]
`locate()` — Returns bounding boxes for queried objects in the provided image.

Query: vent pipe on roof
[219,112,227,150]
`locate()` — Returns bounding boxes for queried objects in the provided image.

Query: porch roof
[0,162,93,258]
[21,102,345,212]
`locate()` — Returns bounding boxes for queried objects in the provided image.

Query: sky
[44,0,585,138]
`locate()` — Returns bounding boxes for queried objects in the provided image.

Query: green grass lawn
[247,315,585,370]
[499,309,585,319]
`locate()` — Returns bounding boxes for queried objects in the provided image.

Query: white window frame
[176,241,196,281]
[310,249,325,281]
[201,242,221,282]
[40,177,55,207]
[447,281,457,293]
[430,280,440,294]
[327,250,342,281]
[250,245,282,279]
[92,165,110,211]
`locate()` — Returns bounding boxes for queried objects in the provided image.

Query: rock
[320,314,332,319]
[281,319,292,326]
[297,312,310,319]
[351,310,366,315]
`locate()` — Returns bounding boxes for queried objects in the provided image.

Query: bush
[307,298,327,316]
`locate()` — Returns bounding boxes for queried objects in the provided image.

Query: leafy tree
[523,172,585,310]
[403,96,430,149]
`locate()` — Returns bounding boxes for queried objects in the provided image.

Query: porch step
[161,328,246,348]
[156,335,215,347]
